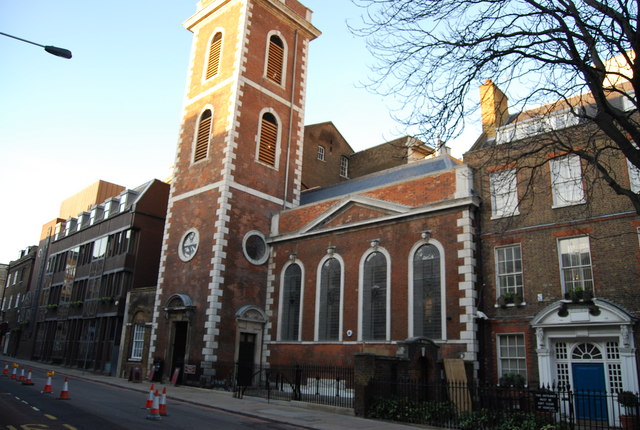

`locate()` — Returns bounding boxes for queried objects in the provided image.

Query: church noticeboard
[534,391,558,412]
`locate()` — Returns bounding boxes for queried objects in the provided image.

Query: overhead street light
[0,31,72,59]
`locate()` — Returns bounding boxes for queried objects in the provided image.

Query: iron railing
[232,363,354,409]
[366,379,640,430]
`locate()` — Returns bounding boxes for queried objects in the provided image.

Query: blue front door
[572,363,608,422]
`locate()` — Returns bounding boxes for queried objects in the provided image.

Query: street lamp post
[0,31,72,59]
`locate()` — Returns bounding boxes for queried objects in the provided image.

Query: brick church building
[149,0,323,382]
[148,2,640,409]
[149,0,482,384]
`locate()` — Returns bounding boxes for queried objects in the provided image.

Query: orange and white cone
[10,364,17,380]
[18,366,25,382]
[159,387,168,416]
[146,390,161,421]
[22,368,34,385]
[42,371,54,394]
[2,362,9,376]
[58,377,71,400]
[145,383,155,409]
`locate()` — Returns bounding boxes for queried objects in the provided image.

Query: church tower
[150,0,320,382]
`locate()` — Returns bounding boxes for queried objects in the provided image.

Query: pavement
[1,357,442,430]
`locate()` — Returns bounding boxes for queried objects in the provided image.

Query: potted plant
[557,302,569,317]
[513,293,524,306]
[499,373,526,387]
[618,391,639,429]
[497,295,507,308]
[498,291,516,308]
[583,288,594,302]
[569,287,584,302]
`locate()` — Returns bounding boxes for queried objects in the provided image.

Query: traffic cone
[42,371,53,394]
[146,390,161,421]
[2,362,8,376]
[22,368,34,385]
[18,366,25,382]
[145,383,155,409]
[10,364,17,380]
[58,377,71,400]
[159,387,168,416]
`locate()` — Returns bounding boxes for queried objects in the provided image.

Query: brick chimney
[479,80,509,139]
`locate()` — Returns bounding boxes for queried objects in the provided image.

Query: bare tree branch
[351,0,640,212]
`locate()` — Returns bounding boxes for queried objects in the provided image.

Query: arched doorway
[532,298,638,426]
[235,305,266,386]
[164,294,195,383]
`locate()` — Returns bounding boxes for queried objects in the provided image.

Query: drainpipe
[282,29,299,208]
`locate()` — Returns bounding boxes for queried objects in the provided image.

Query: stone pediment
[531,298,635,328]
[301,195,410,233]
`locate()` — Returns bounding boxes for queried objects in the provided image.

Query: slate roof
[300,155,459,205]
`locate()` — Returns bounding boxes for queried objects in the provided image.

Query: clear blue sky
[0,0,476,264]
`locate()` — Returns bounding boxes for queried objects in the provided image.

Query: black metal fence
[232,363,354,409]
[366,379,640,429]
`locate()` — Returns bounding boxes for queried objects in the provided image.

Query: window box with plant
[497,291,524,308]
[99,296,114,304]
[46,304,58,311]
[499,372,526,388]
[563,287,594,303]
[618,391,639,430]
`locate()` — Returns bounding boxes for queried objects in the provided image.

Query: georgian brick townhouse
[465,80,640,425]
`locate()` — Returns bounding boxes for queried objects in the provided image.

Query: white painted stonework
[532,298,638,426]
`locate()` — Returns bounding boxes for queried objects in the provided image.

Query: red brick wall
[466,137,640,385]
[484,319,536,384]
[278,200,336,233]
[154,188,221,362]
[302,122,354,189]
[279,170,458,234]
[267,208,470,366]
[362,172,456,206]
[156,0,318,369]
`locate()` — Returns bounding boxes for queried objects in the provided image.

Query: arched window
[258,112,278,166]
[266,35,284,84]
[412,244,441,339]
[572,343,603,360]
[318,258,341,340]
[205,32,222,80]
[362,251,387,340]
[194,109,212,162]
[280,263,301,341]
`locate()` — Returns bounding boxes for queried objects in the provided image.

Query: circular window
[242,231,269,265]
[178,228,199,262]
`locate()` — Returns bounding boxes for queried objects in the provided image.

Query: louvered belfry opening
[258,112,277,166]
[194,109,212,162]
[266,35,284,84]
[206,32,222,80]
